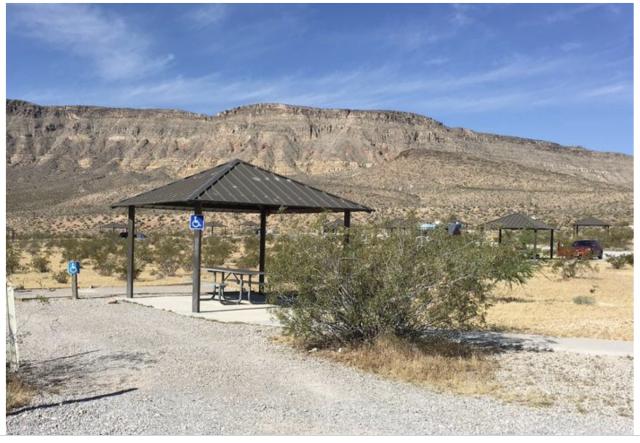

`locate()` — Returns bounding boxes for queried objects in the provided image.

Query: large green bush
[268,220,535,347]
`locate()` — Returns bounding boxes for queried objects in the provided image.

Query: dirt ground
[487,261,633,341]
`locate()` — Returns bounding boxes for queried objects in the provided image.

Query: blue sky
[6,3,634,154]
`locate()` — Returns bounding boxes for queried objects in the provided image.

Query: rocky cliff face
[5,99,633,231]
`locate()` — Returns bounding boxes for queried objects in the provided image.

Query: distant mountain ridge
[5,99,633,232]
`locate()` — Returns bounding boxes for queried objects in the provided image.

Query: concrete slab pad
[120,294,281,327]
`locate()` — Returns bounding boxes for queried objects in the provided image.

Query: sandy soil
[487,261,633,341]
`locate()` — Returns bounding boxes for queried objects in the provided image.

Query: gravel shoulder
[6,298,633,435]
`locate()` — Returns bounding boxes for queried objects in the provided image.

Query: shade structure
[574,216,610,236]
[112,159,373,312]
[112,159,371,214]
[484,212,555,259]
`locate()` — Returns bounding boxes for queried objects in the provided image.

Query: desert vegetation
[268,217,535,348]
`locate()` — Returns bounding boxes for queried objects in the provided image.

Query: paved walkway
[15,285,633,357]
[438,330,633,357]
[120,295,280,327]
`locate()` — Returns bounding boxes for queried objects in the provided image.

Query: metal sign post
[67,260,80,299]
[190,211,204,313]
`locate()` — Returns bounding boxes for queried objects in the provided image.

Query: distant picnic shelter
[573,216,610,237]
[484,212,556,259]
[112,159,373,312]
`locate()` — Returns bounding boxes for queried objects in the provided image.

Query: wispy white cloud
[26,51,629,116]
[9,4,173,81]
[182,4,228,29]
[580,83,630,98]
[560,42,582,52]
[543,4,600,24]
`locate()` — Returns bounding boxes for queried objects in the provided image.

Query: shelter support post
[498,228,502,244]
[259,209,267,292]
[550,229,554,259]
[192,207,203,313]
[344,210,351,245]
[575,225,579,237]
[533,229,538,259]
[126,206,135,298]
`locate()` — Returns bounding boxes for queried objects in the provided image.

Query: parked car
[571,239,603,259]
[119,232,146,240]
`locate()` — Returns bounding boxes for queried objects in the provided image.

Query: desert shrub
[114,240,152,279]
[607,255,629,269]
[6,243,21,276]
[202,236,235,267]
[26,240,41,256]
[89,235,121,276]
[624,253,633,266]
[30,255,50,273]
[235,235,260,269]
[154,235,185,276]
[573,295,595,305]
[268,219,535,348]
[550,258,596,279]
[58,237,85,263]
[53,270,69,284]
[603,226,634,249]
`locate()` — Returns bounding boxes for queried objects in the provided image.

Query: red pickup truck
[557,240,604,259]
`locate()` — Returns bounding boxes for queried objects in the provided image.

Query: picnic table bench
[204,267,265,304]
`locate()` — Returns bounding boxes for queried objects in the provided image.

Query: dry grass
[10,250,192,289]
[9,244,253,290]
[319,335,499,397]
[6,372,37,411]
[487,261,633,340]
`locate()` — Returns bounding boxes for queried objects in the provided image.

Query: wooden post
[126,206,135,298]
[258,209,267,292]
[71,273,78,299]
[549,229,554,259]
[533,229,538,259]
[6,285,19,370]
[192,206,203,313]
[575,224,579,237]
[498,228,502,244]
[344,211,351,244]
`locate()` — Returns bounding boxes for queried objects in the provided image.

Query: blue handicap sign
[67,260,80,276]
[189,214,205,231]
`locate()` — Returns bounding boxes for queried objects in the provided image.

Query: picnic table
[204,267,265,304]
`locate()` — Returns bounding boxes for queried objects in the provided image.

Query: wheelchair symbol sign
[189,214,205,231]
[67,260,80,276]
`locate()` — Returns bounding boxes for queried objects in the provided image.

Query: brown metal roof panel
[485,212,554,230]
[574,216,609,227]
[112,159,373,212]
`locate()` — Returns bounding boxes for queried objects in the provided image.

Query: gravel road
[6,298,633,435]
